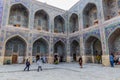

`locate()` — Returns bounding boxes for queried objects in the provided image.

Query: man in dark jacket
[24,59,30,71]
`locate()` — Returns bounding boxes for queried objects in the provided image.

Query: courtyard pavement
[0,63,120,80]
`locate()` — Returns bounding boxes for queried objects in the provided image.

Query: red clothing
[79,57,82,66]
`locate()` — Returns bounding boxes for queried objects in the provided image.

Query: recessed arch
[70,40,80,61]
[8,3,29,28]
[54,40,66,62]
[34,9,49,31]
[32,38,49,56]
[103,0,118,20]
[69,13,79,33]
[83,3,98,28]
[54,15,65,33]
[108,28,120,55]
[85,36,102,63]
[4,36,27,64]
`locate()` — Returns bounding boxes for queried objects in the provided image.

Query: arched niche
[34,10,49,31]
[9,4,29,28]
[5,36,27,64]
[54,15,65,33]
[83,3,98,28]
[69,13,79,33]
[54,41,66,62]
[103,0,118,20]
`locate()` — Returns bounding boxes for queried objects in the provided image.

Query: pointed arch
[54,15,65,33]
[54,40,66,62]
[9,3,29,28]
[83,3,98,28]
[4,36,27,64]
[69,13,79,33]
[32,38,49,56]
[85,36,102,63]
[70,40,80,61]
[103,0,117,20]
[108,28,120,54]
[34,9,49,31]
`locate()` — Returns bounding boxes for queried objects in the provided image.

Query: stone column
[99,0,105,23]
[80,35,86,64]
[100,27,110,66]
[0,0,5,65]
[66,38,71,62]
[0,30,5,65]
[26,33,33,64]
[48,36,54,64]
[2,0,10,27]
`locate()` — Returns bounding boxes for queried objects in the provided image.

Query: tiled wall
[0,0,3,28]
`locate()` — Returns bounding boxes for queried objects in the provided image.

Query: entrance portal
[70,40,80,62]
[85,36,102,63]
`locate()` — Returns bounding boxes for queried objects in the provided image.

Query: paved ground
[0,63,120,80]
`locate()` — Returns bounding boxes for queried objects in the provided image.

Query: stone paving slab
[0,63,120,80]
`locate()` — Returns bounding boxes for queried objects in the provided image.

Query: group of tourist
[109,53,120,67]
[24,56,48,72]
[23,53,119,72]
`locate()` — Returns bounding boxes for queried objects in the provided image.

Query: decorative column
[48,36,54,63]
[80,35,86,64]
[2,0,9,27]
[26,33,33,63]
[66,38,71,62]
[0,0,5,65]
[99,0,105,24]
[100,27,110,66]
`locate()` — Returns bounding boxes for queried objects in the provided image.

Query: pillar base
[102,55,110,67]
[0,56,4,65]
[66,56,71,62]
[48,55,54,64]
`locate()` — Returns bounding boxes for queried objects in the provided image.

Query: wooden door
[12,55,18,64]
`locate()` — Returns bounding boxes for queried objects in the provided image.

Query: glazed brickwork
[0,0,119,66]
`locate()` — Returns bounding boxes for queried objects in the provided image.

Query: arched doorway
[83,3,98,28]
[70,40,80,61]
[34,10,49,31]
[9,4,29,28]
[54,41,66,62]
[85,36,102,63]
[69,13,79,33]
[32,38,48,61]
[5,36,26,64]
[108,28,120,56]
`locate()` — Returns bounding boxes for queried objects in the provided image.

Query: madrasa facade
[0,0,119,66]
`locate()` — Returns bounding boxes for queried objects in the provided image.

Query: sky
[36,0,80,10]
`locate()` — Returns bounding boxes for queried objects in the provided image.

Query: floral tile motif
[69,36,80,44]
[105,23,120,39]
[53,37,66,45]
[83,29,100,42]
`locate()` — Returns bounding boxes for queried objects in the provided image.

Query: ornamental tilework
[69,36,80,44]
[32,34,50,43]
[105,23,120,39]
[0,0,3,28]
[10,0,30,9]
[53,37,66,44]
[5,30,28,41]
[83,29,100,42]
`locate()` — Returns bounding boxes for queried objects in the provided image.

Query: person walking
[36,59,43,72]
[24,59,30,71]
[79,56,83,68]
[110,54,114,67]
